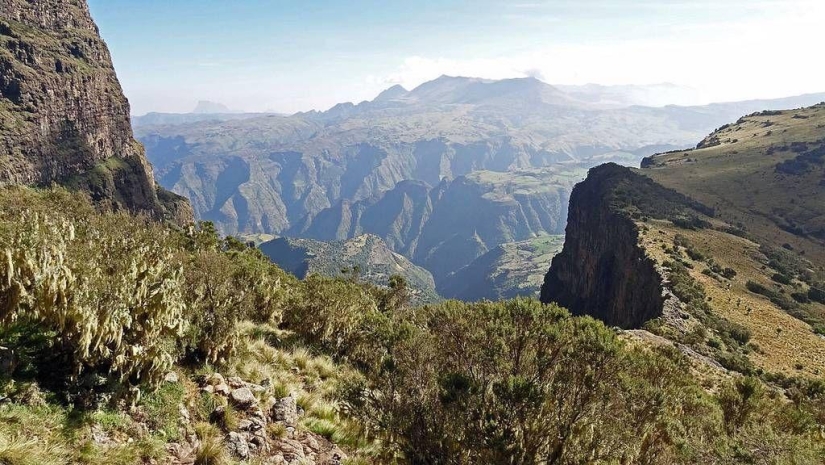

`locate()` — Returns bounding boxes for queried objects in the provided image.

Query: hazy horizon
[88,0,825,116]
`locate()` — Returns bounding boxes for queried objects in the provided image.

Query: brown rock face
[0,0,191,223]
[540,164,665,328]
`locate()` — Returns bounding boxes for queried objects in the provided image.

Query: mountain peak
[192,100,234,114]
[374,84,409,102]
[406,75,575,107]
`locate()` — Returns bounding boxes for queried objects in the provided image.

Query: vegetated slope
[135,74,825,236]
[291,166,582,280]
[3,188,824,465]
[260,234,439,304]
[2,3,822,462]
[0,0,191,223]
[439,234,564,301]
[543,104,825,378]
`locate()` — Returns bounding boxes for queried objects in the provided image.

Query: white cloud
[368,0,825,104]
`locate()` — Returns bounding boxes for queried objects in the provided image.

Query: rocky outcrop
[293,168,578,280]
[540,164,666,327]
[260,234,440,303]
[163,372,348,465]
[0,0,191,223]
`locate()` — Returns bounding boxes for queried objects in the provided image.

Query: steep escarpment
[135,75,825,236]
[543,106,825,376]
[0,0,191,222]
[540,164,675,327]
[295,167,582,280]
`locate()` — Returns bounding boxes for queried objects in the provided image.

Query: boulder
[271,395,299,427]
[227,376,245,389]
[207,373,226,386]
[276,438,306,463]
[230,387,257,409]
[214,383,231,396]
[227,431,250,460]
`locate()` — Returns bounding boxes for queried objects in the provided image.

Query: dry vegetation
[639,221,825,376]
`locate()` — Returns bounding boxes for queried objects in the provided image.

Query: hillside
[291,166,582,281]
[2,187,823,464]
[440,235,564,301]
[1,2,823,463]
[259,234,440,304]
[0,0,191,223]
[134,76,825,237]
[542,104,825,378]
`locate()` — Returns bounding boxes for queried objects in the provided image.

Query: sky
[87,0,825,116]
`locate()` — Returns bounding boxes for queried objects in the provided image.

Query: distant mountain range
[192,100,236,114]
[134,76,825,293]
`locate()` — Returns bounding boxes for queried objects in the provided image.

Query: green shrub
[0,211,187,392]
[809,286,825,304]
[791,292,811,304]
[772,273,793,285]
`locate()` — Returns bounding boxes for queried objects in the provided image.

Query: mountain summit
[192,100,235,114]
[373,84,409,102]
[403,75,580,107]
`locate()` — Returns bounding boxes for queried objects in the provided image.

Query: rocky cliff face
[0,0,191,222]
[540,164,666,327]
[293,167,582,280]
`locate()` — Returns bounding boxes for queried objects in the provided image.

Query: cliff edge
[0,0,191,223]
[539,163,704,327]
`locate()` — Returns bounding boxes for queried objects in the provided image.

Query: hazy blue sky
[87,0,825,115]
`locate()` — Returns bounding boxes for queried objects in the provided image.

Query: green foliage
[746,280,799,312]
[809,286,825,304]
[340,298,770,463]
[772,273,793,285]
[141,382,185,440]
[0,209,186,392]
[1,186,823,463]
[0,190,293,396]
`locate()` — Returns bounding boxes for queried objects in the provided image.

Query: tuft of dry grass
[0,434,68,465]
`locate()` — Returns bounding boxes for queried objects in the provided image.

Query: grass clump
[141,382,185,441]
[194,422,228,465]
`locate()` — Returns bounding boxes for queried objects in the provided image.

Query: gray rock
[238,419,253,431]
[214,383,231,396]
[207,373,225,386]
[318,446,348,465]
[230,387,258,408]
[276,438,305,462]
[227,431,250,459]
[164,372,179,383]
[271,395,299,427]
[227,376,245,389]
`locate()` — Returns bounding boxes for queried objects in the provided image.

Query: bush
[772,273,793,285]
[791,292,811,304]
[282,275,386,359]
[0,192,293,395]
[343,298,773,463]
[809,286,825,304]
[747,281,799,312]
[180,224,294,364]
[0,211,187,393]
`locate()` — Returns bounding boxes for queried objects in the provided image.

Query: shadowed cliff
[0,0,191,223]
